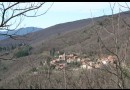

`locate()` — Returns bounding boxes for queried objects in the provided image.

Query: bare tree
[89,2,130,89]
[1,2,130,89]
[0,2,54,39]
[0,2,53,61]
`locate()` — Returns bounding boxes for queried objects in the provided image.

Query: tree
[50,48,56,57]
[0,2,54,39]
[14,45,32,58]
[0,2,54,61]
[89,2,130,89]
[0,47,2,52]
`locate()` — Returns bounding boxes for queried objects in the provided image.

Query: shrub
[14,46,32,58]
[31,67,38,72]
[68,62,81,68]
[58,50,64,55]
[15,49,29,58]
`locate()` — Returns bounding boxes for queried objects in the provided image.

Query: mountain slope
[30,10,130,56]
[0,27,43,40]
[0,11,130,54]
[0,10,130,89]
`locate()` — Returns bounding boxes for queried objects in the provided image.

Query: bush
[68,62,81,68]
[15,49,29,58]
[14,46,32,58]
[31,67,38,72]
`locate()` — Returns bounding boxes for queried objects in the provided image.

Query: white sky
[1,2,130,29]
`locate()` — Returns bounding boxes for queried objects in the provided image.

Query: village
[48,51,126,70]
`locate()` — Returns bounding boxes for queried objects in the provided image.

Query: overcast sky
[3,2,130,29]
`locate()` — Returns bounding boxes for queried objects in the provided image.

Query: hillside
[0,19,92,47]
[0,10,130,89]
[0,27,43,41]
[30,11,130,57]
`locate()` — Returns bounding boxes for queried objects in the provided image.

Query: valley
[0,10,130,89]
